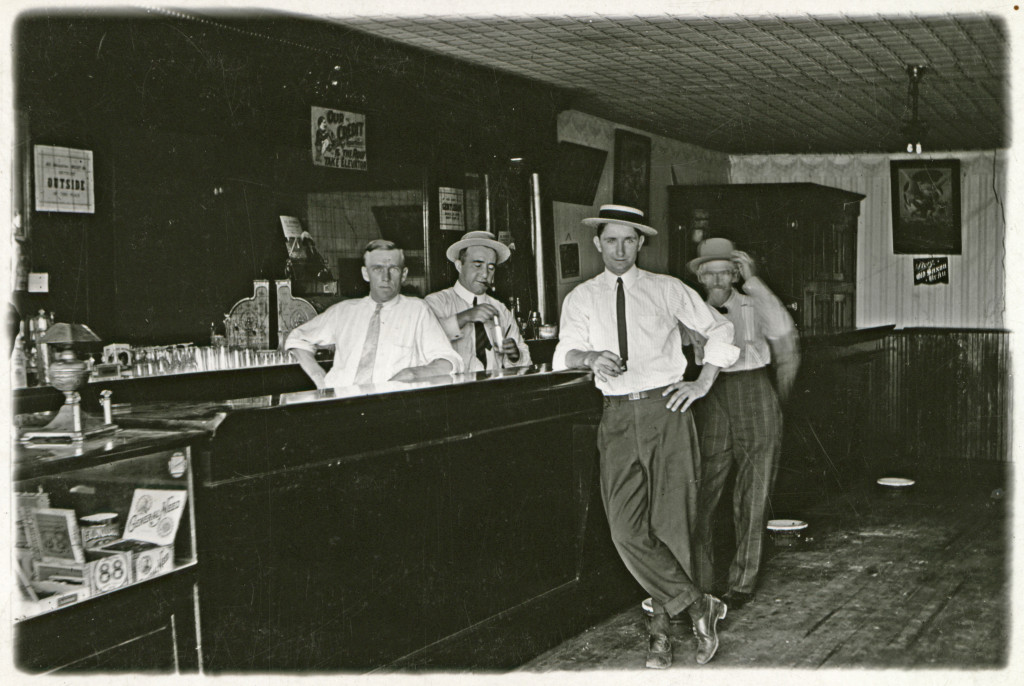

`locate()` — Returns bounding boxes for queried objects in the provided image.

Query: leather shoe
[645,632,672,669]
[722,590,753,611]
[691,594,727,665]
[668,613,691,638]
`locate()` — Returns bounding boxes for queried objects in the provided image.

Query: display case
[13,429,203,673]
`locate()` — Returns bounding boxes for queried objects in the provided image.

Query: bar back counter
[105,368,638,672]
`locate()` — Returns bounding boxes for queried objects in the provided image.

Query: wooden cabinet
[668,183,864,336]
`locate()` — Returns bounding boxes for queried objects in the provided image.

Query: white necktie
[354,303,382,384]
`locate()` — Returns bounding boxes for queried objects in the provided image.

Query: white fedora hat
[445,230,511,264]
[581,204,657,236]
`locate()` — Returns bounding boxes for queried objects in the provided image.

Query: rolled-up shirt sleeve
[744,276,796,340]
[552,290,590,371]
[671,281,739,370]
[424,292,465,342]
[416,305,464,374]
[284,308,338,354]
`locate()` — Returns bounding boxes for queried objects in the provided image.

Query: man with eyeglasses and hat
[553,205,739,668]
[425,230,531,373]
[686,238,800,613]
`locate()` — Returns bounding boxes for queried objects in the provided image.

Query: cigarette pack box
[94,488,187,584]
[24,507,85,564]
[99,539,174,583]
[33,548,133,596]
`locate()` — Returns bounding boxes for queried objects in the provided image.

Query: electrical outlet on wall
[27,272,48,293]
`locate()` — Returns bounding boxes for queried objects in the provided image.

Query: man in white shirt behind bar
[686,238,800,612]
[553,205,739,668]
[425,230,531,373]
[285,239,463,389]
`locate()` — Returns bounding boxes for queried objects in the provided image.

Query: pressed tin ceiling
[313,13,1007,155]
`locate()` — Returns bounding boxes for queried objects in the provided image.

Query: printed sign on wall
[559,243,580,280]
[34,145,95,213]
[311,107,366,170]
[439,187,465,232]
[913,257,949,285]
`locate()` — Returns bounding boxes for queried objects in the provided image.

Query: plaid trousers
[693,368,782,595]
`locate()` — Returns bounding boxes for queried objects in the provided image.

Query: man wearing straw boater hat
[553,205,739,668]
[425,230,531,373]
[686,238,800,612]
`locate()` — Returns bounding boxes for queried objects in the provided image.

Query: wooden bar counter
[112,368,639,672]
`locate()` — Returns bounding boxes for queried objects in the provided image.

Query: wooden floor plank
[521,459,1010,672]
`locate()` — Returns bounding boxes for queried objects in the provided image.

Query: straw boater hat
[445,230,511,264]
[581,204,657,236]
[687,237,737,274]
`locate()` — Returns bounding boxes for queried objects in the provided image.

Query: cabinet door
[669,188,797,305]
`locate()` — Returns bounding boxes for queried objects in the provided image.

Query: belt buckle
[627,391,648,401]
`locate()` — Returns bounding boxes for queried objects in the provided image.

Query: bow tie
[714,305,729,315]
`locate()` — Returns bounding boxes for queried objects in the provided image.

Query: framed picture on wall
[612,130,651,216]
[890,159,961,254]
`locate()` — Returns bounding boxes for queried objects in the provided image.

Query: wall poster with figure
[311,106,366,170]
[612,130,651,217]
[890,159,961,254]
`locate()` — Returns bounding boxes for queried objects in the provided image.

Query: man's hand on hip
[662,378,712,413]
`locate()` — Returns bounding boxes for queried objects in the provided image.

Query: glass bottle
[527,311,541,340]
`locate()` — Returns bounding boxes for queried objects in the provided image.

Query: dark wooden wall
[883,329,1011,463]
[14,9,565,345]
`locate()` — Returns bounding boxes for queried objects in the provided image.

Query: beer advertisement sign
[311,107,366,171]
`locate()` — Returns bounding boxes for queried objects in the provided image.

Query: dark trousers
[597,390,703,617]
[693,368,782,595]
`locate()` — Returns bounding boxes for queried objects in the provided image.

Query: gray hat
[687,237,737,274]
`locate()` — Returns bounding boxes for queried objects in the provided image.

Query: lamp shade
[40,322,102,345]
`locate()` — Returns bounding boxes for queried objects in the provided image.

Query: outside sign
[34,145,95,213]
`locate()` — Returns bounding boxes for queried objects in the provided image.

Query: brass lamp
[20,323,118,443]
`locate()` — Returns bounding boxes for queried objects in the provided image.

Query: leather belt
[603,384,672,406]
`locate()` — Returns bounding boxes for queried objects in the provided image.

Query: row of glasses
[131,344,295,376]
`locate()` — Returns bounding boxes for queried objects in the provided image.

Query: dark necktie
[616,277,628,367]
[473,297,491,366]
[714,305,729,314]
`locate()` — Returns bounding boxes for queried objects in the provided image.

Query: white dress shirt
[284,295,463,388]
[424,282,532,372]
[689,277,798,373]
[553,266,739,396]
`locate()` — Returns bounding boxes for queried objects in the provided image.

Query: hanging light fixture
[900,65,928,154]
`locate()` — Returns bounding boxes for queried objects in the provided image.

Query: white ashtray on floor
[766,519,808,532]
[876,477,916,488]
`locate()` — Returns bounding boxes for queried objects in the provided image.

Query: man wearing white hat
[553,205,739,668]
[425,231,531,373]
[686,238,800,612]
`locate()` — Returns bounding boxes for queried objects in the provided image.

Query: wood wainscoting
[883,329,1010,464]
[789,328,1011,477]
